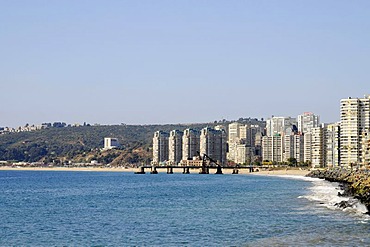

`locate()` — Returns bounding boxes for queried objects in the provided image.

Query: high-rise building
[262,135,283,162]
[302,123,340,168]
[324,122,340,167]
[235,145,255,164]
[298,112,320,134]
[168,130,183,165]
[182,129,200,161]
[240,124,262,147]
[227,122,240,161]
[266,117,297,137]
[228,122,241,143]
[311,127,324,168]
[340,95,370,167]
[362,130,370,166]
[284,134,304,163]
[227,122,263,163]
[152,131,169,165]
[304,132,312,163]
[200,127,227,165]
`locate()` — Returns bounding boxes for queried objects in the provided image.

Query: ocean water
[0,171,369,246]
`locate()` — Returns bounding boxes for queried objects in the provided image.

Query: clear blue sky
[1,1,369,127]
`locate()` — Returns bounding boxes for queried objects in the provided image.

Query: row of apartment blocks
[152,126,227,166]
[260,94,370,168]
[152,95,370,168]
[260,122,340,168]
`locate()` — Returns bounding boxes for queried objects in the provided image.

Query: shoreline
[307,169,370,211]
[0,166,310,176]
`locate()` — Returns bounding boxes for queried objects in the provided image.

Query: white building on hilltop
[104,137,120,150]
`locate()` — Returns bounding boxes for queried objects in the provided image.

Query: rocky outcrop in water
[307,168,370,212]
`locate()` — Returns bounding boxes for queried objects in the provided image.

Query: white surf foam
[300,177,369,215]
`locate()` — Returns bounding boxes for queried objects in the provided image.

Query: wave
[299,177,369,216]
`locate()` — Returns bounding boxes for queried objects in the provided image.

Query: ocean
[0,171,369,246]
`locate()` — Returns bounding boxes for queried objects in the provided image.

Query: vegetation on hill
[0,123,215,166]
[0,118,265,166]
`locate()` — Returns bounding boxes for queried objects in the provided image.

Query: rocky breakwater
[307,168,370,213]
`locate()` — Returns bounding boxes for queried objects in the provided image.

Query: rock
[307,168,370,212]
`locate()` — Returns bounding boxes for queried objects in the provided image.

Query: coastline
[307,169,370,212]
[0,166,310,176]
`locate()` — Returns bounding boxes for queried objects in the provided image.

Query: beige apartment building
[182,129,200,161]
[168,130,183,165]
[284,134,304,163]
[262,135,283,162]
[227,122,262,163]
[200,127,227,165]
[152,131,169,165]
[311,127,324,168]
[340,95,370,167]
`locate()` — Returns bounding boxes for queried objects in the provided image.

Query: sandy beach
[0,166,311,176]
[250,168,310,176]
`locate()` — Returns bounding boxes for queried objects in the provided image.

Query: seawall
[307,168,370,212]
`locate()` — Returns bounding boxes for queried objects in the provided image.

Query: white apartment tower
[340,95,370,167]
[152,131,169,165]
[200,127,227,165]
[304,132,312,163]
[228,122,241,162]
[262,135,283,162]
[182,129,200,161]
[266,117,297,137]
[284,134,304,163]
[311,127,324,168]
[235,145,255,164]
[228,122,241,143]
[168,130,183,165]
[325,123,340,167]
[298,112,320,134]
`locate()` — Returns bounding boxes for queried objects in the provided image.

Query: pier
[134,165,266,174]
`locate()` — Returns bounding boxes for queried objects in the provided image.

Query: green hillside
[0,123,215,165]
[0,118,265,166]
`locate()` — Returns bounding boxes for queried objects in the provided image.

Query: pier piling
[134,166,146,174]
[150,167,158,174]
[183,167,190,174]
[215,165,223,174]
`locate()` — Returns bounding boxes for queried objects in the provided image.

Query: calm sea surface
[0,171,369,246]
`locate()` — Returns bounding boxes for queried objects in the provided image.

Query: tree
[287,157,297,167]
